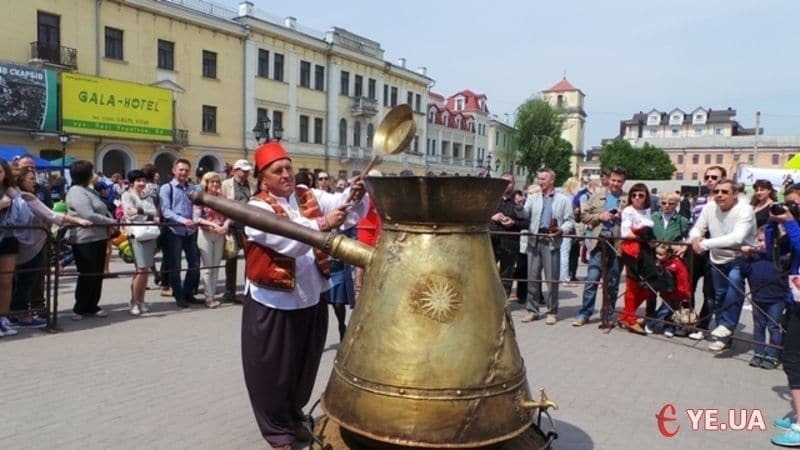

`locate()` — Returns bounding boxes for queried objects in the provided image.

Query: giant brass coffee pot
[190,177,552,448]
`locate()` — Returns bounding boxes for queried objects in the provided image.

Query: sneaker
[644,325,654,335]
[205,299,221,309]
[545,314,557,325]
[688,330,705,340]
[774,417,794,430]
[761,356,781,370]
[140,302,150,313]
[772,424,800,447]
[708,340,729,352]
[15,316,47,328]
[664,329,675,338]
[749,354,764,368]
[710,325,733,339]
[71,313,84,321]
[0,317,17,336]
[160,287,172,297]
[673,328,689,337]
[572,317,587,327]
[185,296,205,305]
[92,309,108,318]
[520,312,540,323]
[129,304,141,316]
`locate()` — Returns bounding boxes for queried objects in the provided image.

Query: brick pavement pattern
[0,258,789,449]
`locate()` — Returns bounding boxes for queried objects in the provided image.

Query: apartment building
[0,0,436,179]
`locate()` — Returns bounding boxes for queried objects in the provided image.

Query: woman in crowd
[618,183,654,334]
[750,179,777,228]
[0,159,34,336]
[122,169,160,316]
[10,166,90,327]
[141,163,163,288]
[65,160,118,320]
[193,171,229,308]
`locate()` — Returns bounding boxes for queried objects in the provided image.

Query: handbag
[223,232,239,260]
[130,223,161,241]
[671,306,698,326]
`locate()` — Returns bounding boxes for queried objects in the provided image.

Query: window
[456,98,464,110]
[407,91,413,106]
[157,39,174,70]
[789,153,795,161]
[415,94,421,113]
[338,118,347,147]
[691,172,698,181]
[104,27,123,60]
[671,127,680,136]
[314,65,324,91]
[272,111,283,130]
[256,107,268,125]
[704,154,711,164]
[677,154,684,164]
[649,127,657,137]
[313,118,323,144]
[695,114,704,121]
[714,127,723,135]
[340,71,349,96]
[257,49,269,77]
[694,126,703,136]
[383,84,388,106]
[748,154,754,163]
[733,154,740,162]
[354,75,363,97]
[368,78,376,100]
[413,136,419,153]
[773,154,780,165]
[692,154,699,164]
[202,50,217,79]
[676,172,684,180]
[202,105,217,133]
[273,53,284,81]
[300,61,311,88]
[716,154,723,164]
[556,95,563,107]
[353,121,361,147]
[367,123,374,148]
[496,131,500,145]
[299,115,309,143]
[390,87,398,106]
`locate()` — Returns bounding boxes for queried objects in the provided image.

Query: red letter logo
[656,403,680,437]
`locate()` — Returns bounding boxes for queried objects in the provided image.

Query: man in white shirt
[688,179,756,351]
[241,141,367,449]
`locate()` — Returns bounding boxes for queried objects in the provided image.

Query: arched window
[339,118,347,147]
[367,123,375,148]
[557,95,564,107]
[353,121,361,147]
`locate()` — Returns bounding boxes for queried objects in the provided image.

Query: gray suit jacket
[523,191,574,248]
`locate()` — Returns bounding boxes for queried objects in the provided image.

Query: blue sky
[236,0,800,150]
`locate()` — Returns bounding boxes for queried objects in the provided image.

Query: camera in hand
[771,200,800,218]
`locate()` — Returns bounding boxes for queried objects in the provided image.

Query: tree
[512,97,573,185]
[599,139,676,180]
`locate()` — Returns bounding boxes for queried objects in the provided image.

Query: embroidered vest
[244,187,331,291]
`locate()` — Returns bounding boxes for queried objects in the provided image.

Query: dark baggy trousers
[71,239,108,315]
[241,294,328,447]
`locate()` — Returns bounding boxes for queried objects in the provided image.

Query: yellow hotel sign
[62,73,173,141]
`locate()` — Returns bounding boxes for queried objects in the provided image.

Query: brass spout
[520,389,559,411]
[188,191,375,267]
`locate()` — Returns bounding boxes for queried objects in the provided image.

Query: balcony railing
[339,145,371,161]
[173,129,188,145]
[350,96,379,117]
[30,42,77,68]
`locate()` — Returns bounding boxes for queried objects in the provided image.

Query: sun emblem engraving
[411,275,462,323]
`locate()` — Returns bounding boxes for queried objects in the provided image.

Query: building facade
[580,107,798,182]
[0,0,444,180]
[425,90,492,176]
[487,117,527,185]
[540,78,586,176]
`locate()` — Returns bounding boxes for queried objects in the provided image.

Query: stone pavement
[0,257,790,449]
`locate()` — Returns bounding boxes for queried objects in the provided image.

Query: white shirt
[244,188,367,310]
[620,205,653,238]
[688,199,756,265]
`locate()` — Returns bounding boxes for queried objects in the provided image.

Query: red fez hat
[254,141,291,172]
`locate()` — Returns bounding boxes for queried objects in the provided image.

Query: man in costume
[241,141,368,449]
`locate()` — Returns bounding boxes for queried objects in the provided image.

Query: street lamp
[272,126,283,142]
[252,118,271,144]
[58,131,70,178]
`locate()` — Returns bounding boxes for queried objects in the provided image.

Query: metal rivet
[432,224,438,229]
[399,389,405,395]
[353,377,358,382]
[502,384,507,389]
[456,390,462,396]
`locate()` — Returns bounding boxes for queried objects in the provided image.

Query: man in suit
[573,167,628,328]
[521,168,574,325]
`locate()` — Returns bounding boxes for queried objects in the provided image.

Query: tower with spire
[541,77,586,176]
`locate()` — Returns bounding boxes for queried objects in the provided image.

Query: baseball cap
[232,159,253,172]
